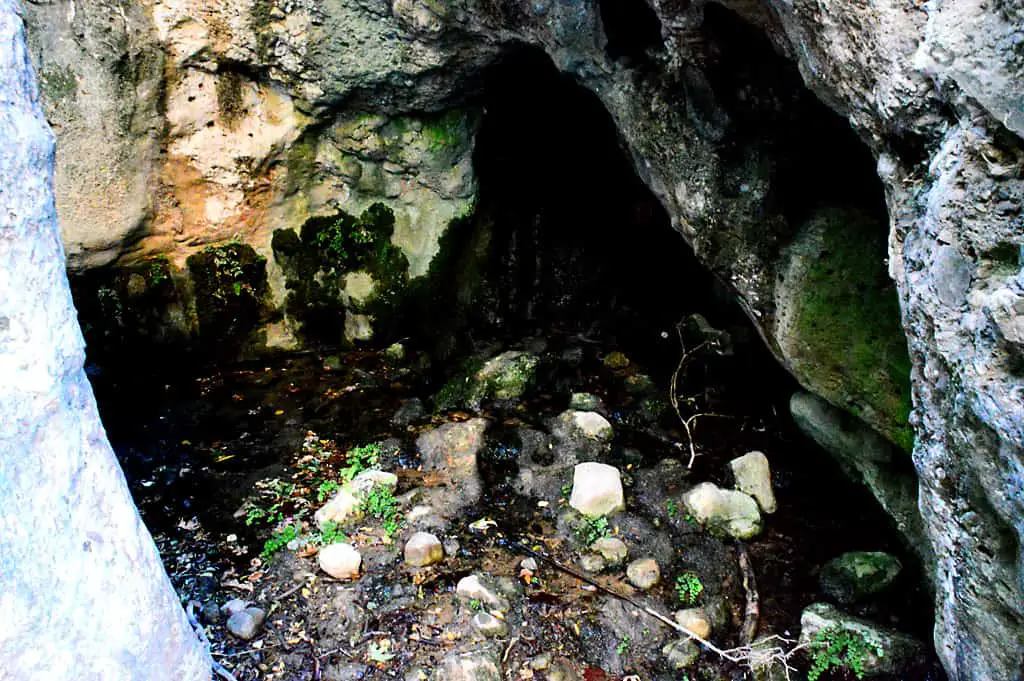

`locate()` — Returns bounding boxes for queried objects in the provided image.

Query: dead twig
[514,542,806,678]
[737,541,760,646]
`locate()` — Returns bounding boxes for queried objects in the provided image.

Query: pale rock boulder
[591,537,628,565]
[729,451,777,514]
[456,574,509,612]
[318,543,362,580]
[558,410,614,442]
[404,532,444,567]
[682,483,762,539]
[569,462,625,517]
[315,470,398,528]
[626,558,661,590]
[674,608,712,640]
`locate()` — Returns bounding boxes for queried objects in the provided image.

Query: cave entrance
[438,44,731,372]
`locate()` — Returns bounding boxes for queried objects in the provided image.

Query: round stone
[404,531,444,567]
[318,543,362,579]
[674,608,712,640]
[626,558,661,590]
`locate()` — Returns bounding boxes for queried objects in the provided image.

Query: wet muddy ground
[90,330,945,681]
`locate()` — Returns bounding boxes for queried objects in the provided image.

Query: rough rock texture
[0,5,210,678]
[21,0,1024,677]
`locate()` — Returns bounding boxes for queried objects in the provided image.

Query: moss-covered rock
[70,255,191,364]
[187,243,269,350]
[435,350,539,412]
[272,203,410,344]
[774,208,913,452]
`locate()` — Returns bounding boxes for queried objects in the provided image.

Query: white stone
[729,451,777,514]
[569,462,625,517]
[562,410,614,441]
[318,543,362,579]
[456,574,509,612]
[682,483,762,539]
[315,470,398,528]
[626,558,661,590]
[591,536,628,565]
[404,532,444,567]
[674,608,712,640]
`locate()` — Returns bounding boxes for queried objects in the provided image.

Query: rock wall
[21,0,1023,678]
[0,3,210,678]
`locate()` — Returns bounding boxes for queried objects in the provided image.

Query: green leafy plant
[317,479,340,502]
[573,515,612,546]
[616,636,630,655]
[261,523,300,560]
[468,599,483,612]
[675,572,704,605]
[665,499,678,518]
[808,626,882,680]
[342,442,382,482]
[361,486,402,536]
[315,521,348,546]
[560,483,572,500]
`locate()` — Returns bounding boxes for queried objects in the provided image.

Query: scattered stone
[626,558,661,590]
[392,397,425,426]
[226,606,266,640]
[318,543,362,579]
[315,469,398,527]
[221,598,248,618]
[528,652,553,671]
[437,351,540,410]
[435,651,502,681]
[624,373,655,395]
[417,418,489,508]
[674,608,712,640]
[199,601,220,625]
[569,462,625,517]
[730,451,777,514]
[682,482,762,539]
[456,574,510,612]
[443,538,461,557]
[799,603,925,677]
[404,531,445,567]
[472,611,508,637]
[558,410,614,441]
[520,557,538,571]
[546,659,580,681]
[662,638,700,669]
[331,664,371,681]
[603,351,630,369]
[819,552,902,604]
[591,536,628,565]
[384,342,406,361]
[579,553,606,573]
[569,392,603,411]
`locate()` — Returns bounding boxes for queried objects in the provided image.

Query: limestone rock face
[20,0,1024,677]
[0,5,210,678]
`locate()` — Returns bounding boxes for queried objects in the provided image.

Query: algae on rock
[775,208,914,452]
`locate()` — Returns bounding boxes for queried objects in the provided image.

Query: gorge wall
[20,0,1024,679]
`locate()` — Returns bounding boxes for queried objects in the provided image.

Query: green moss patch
[187,243,269,349]
[272,203,410,344]
[787,212,913,451]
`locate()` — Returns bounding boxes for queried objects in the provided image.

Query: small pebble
[226,606,266,640]
[404,532,445,567]
[529,652,553,670]
[520,557,538,571]
[579,553,606,574]
[626,558,661,589]
[472,611,508,637]
[220,598,248,618]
